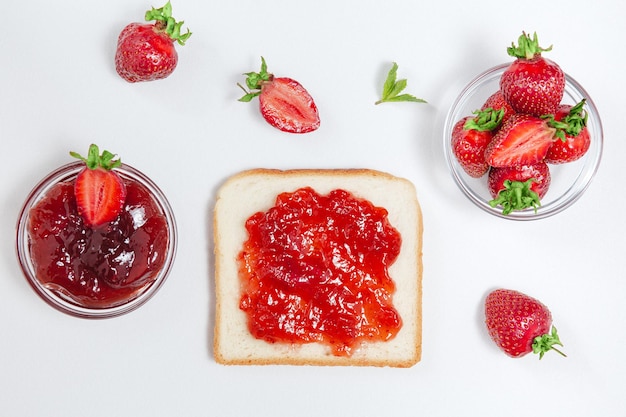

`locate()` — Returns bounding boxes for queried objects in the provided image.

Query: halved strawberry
[451,108,503,178]
[238,57,320,134]
[544,99,591,164]
[500,32,565,116]
[70,144,127,227]
[485,113,556,168]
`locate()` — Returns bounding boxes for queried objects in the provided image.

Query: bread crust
[213,168,422,367]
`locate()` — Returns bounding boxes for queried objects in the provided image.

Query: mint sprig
[375,62,426,105]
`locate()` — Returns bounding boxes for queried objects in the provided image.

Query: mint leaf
[375,62,426,105]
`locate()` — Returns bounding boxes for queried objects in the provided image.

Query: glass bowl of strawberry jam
[16,146,177,318]
[443,63,603,220]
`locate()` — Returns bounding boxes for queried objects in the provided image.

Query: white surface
[1,0,624,416]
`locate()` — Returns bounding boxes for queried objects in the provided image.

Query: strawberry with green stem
[481,91,515,127]
[500,32,565,116]
[544,99,591,164]
[70,144,127,227]
[375,62,426,105]
[115,1,191,83]
[487,162,551,215]
[485,288,566,359]
[451,108,504,178]
[238,57,320,134]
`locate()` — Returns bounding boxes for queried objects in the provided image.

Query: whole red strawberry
[488,163,551,214]
[481,91,515,127]
[238,57,320,134]
[115,1,191,83]
[544,99,591,164]
[451,108,504,178]
[70,144,127,227]
[485,289,566,359]
[485,113,556,168]
[500,32,565,116]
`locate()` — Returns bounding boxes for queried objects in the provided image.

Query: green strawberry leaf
[464,108,505,132]
[237,57,273,102]
[532,326,567,359]
[70,144,122,171]
[488,179,541,215]
[507,31,551,60]
[542,99,588,142]
[375,62,426,105]
[145,1,192,46]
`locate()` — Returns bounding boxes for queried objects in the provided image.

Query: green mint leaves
[375,62,426,105]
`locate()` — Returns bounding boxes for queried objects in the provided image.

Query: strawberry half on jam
[70,144,127,227]
[26,144,170,309]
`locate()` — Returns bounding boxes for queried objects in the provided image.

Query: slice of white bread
[213,169,422,367]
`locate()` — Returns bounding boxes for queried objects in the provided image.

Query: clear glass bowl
[443,63,603,220]
[16,161,177,318]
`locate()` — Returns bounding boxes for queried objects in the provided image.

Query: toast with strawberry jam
[213,169,422,367]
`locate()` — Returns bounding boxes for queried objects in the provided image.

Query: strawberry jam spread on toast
[238,187,402,356]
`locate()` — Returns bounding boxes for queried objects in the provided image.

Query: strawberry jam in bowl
[16,145,177,318]
[443,63,603,220]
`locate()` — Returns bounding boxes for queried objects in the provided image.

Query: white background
[1,0,625,416]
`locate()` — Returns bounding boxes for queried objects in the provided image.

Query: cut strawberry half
[238,57,320,134]
[485,114,556,167]
[259,77,320,133]
[70,144,127,227]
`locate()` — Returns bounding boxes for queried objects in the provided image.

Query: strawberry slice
[238,57,320,134]
[70,144,127,227]
[485,114,556,167]
[259,77,320,133]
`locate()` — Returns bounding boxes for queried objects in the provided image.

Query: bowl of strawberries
[444,32,603,220]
